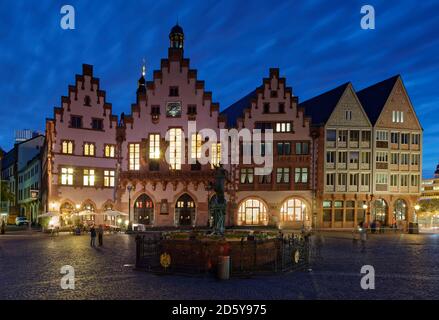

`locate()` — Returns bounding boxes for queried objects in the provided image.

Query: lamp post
[414,204,420,224]
[127,185,133,231]
[362,204,368,226]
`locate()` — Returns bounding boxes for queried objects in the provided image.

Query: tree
[0,181,14,203]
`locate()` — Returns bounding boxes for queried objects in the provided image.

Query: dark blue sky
[0,0,438,176]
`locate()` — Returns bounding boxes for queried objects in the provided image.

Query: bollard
[217,256,230,280]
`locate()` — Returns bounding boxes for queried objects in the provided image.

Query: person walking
[90,225,96,247]
[1,219,5,235]
[98,225,104,246]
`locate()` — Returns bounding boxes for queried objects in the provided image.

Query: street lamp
[414,204,420,223]
[127,185,134,231]
[362,204,368,225]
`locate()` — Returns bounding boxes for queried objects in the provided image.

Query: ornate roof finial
[142,58,146,77]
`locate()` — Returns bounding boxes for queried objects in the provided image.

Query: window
[338,173,347,186]
[411,175,420,187]
[338,130,348,142]
[295,168,308,183]
[104,170,115,187]
[350,173,358,186]
[334,201,343,222]
[149,134,160,159]
[392,111,404,123]
[391,132,399,144]
[411,154,420,166]
[326,173,335,186]
[376,173,388,184]
[411,134,420,145]
[277,142,291,155]
[270,90,278,98]
[376,131,388,141]
[129,143,140,170]
[83,169,95,186]
[345,110,352,120]
[361,152,370,164]
[263,103,270,114]
[326,151,335,164]
[276,168,290,184]
[92,118,103,131]
[280,198,307,222]
[258,172,272,184]
[169,129,182,170]
[240,168,254,184]
[278,103,285,113]
[323,200,332,222]
[361,173,370,186]
[275,122,292,133]
[390,174,398,187]
[361,131,371,142]
[400,153,409,165]
[169,86,179,97]
[71,116,82,128]
[104,145,115,158]
[338,151,347,164]
[187,105,197,115]
[400,175,409,187]
[346,201,355,222]
[151,105,160,115]
[295,142,309,155]
[191,133,202,160]
[84,95,91,106]
[401,133,409,145]
[326,130,336,142]
[255,122,273,132]
[238,198,268,226]
[349,152,359,164]
[84,143,95,156]
[259,142,273,157]
[350,130,359,142]
[211,143,221,168]
[61,168,73,185]
[391,153,399,165]
[376,151,388,163]
[62,140,73,154]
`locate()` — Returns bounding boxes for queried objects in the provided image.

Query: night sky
[0,0,438,177]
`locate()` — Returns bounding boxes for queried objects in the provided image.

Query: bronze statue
[210,165,227,234]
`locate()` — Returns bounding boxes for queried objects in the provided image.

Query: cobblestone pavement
[1,232,438,299]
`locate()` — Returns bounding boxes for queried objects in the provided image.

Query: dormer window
[169,86,179,97]
[84,95,91,106]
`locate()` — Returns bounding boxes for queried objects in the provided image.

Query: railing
[135,234,310,277]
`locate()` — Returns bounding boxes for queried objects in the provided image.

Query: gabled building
[357,75,422,229]
[221,69,313,229]
[301,83,373,228]
[45,64,119,226]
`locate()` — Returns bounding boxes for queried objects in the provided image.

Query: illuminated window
[276,168,290,183]
[104,145,115,158]
[62,140,73,154]
[83,169,95,186]
[211,143,221,168]
[104,170,115,187]
[149,134,160,159]
[275,122,292,133]
[240,168,254,184]
[84,143,95,156]
[238,198,268,226]
[61,167,73,185]
[129,144,140,171]
[169,128,182,170]
[280,198,307,222]
[295,168,308,183]
[191,133,202,160]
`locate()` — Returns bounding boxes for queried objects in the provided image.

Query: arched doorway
[372,199,388,225]
[237,198,268,226]
[134,194,154,225]
[175,194,196,226]
[394,199,407,221]
[81,203,96,223]
[280,198,308,222]
[60,202,74,226]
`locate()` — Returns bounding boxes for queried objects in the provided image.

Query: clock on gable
[166,102,182,117]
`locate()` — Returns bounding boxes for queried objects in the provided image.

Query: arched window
[82,203,96,221]
[134,194,154,225]
[280,198,307,222]
[372,199,388,224]
[394,199,407,221]
[238,198,268,226]
[175,194,196,226]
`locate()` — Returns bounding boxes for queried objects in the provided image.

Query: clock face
[166,102,182,117]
